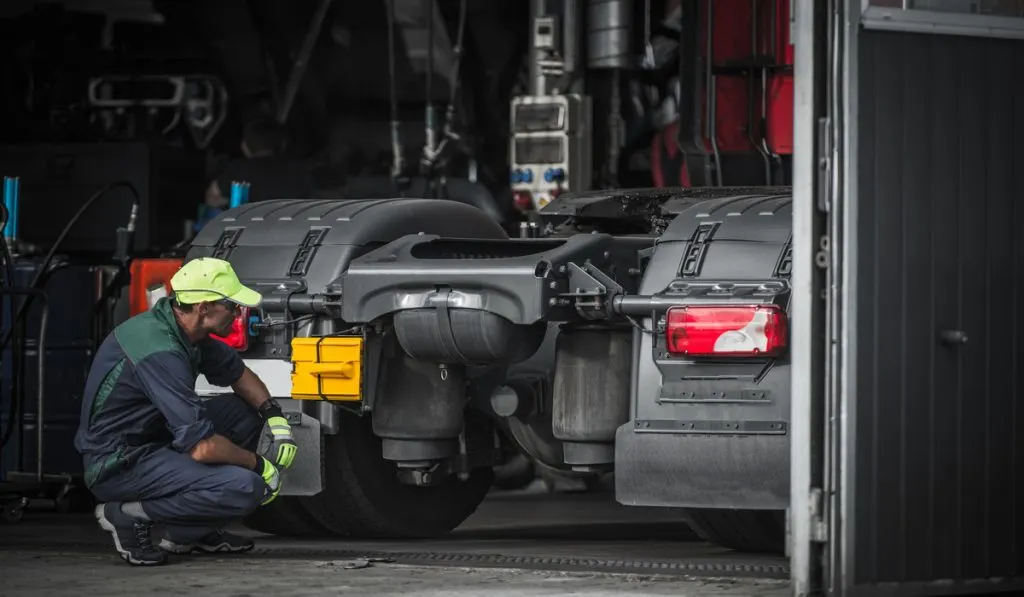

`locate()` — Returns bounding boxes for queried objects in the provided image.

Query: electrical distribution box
[533,16,560,52]
[509,94,592,211]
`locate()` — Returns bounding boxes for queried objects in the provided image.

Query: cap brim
[226,285,262,308]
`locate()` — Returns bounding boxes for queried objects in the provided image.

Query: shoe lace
[133,521,155,550]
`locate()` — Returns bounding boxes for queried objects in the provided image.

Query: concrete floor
[0,482,793,596]
[0,554,792,597]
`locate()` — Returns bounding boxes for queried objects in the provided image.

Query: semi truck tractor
[181,0,797,554]
[190,185,793,554]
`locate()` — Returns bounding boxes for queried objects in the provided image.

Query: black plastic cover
[537,185,791,233]
[342,175,510,225]
[658,192,793,244]
[186,198,509,297]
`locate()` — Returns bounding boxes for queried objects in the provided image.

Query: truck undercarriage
[191,186,794,554]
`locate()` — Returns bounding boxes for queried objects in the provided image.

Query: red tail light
[665,305,787,357]
[211,307,251,351]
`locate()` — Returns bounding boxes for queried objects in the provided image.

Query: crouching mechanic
[74,257,299,566]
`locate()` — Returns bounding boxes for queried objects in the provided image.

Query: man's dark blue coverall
[74,297,265,542]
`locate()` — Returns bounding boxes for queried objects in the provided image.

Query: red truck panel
[708,0,754,63]
[667,0,795,181]
[776,0,793,65]
[705,76,755,153]
[766,73,793,155]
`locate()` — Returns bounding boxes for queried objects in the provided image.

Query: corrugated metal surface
[854,29,1024,586]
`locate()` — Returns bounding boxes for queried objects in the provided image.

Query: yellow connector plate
[290,336,363,401]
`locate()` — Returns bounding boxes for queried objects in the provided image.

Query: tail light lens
[211,307,251,351]
[665,305,787,357]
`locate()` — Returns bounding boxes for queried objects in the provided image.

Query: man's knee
[206,393,264,451]
[88,472,137,505]
[214,467,265,517]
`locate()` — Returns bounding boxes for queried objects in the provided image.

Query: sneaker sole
[158,538,255,555]
[94,504,167,566]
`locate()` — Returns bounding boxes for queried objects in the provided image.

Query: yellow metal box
[290,336,363,401]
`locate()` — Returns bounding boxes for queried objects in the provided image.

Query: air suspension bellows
[372,351,466,463]
[551,323,632,466]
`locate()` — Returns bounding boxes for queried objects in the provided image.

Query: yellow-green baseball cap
[170,257,262,307]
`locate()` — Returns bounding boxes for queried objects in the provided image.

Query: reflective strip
[84,448,123,488]
[90,358,126,424]
[195,359,293,397]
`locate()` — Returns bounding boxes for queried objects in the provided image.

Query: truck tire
[298,410,494,538]
[242,497,330,537]
[683,508,787,554]
[493,451,537,491]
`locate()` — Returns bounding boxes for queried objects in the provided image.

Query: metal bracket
[566,262,606,296]
[657,389,771,404]
[633,419,787,435]
[359,328,384,413]
[815,234,830,271]
[395,443,503,487]
[816,116,832,213]
[563,261,625,319]
[808,486,828,543]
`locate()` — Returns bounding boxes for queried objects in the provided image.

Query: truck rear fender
[615,193,794,511]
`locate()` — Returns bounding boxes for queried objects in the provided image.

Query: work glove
[259,400,299,469]
[254,455,282,506]
[266,415,298,469]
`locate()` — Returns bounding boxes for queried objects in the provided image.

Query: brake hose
[0,180,140,353]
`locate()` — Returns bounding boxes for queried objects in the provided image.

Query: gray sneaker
[95,503,168,566]
[159,529,255,555]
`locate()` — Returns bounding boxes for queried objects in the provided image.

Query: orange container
[129,257,183,316]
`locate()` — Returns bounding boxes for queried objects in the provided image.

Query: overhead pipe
[562,0,583,94]
[749,0,773,184]
[277,0,334,124]
[385,0,407,189]
[529,0,548,95]
[586,0,632,70]
[705,0,722,186]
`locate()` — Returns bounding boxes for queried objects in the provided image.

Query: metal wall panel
[853,28,1024,591]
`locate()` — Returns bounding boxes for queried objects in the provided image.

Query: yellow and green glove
[253,455,281,505]
[258,399,298,469]
[267,415,297,468]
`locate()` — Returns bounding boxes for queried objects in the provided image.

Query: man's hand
[257,398,299,469]
[266,415,298,469]
[253,456,282,505]
[232,369,300,469]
